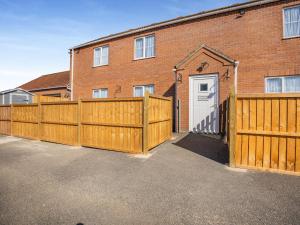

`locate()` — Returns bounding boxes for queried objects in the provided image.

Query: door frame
[189,74,219,133]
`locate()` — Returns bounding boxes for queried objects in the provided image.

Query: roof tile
[19,71,70,91]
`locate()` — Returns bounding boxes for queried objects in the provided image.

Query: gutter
[26,86,68,92]
[71,0,280,50]
[71,49,74,101]
[173,67,178,133]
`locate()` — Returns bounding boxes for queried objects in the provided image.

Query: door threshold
[190,132,222,140]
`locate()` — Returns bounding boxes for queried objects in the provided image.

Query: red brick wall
[72,0,300,131]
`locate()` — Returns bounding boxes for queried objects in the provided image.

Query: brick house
[19,71,70,98]
[70,0,300,133]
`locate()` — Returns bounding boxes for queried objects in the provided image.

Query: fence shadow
[174,133,229,165]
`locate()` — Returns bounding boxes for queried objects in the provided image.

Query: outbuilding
[0,88,33,105]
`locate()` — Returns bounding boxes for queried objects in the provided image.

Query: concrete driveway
[0,134,299,225]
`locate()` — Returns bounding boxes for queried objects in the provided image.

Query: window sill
[282,35,300,40]
[133,56,156,61]
[92,64,109,68]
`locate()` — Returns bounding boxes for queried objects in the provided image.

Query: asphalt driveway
[0,134,299,225]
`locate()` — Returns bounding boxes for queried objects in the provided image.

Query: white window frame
[134,35,155,60]
[92,88,108,98]
[282,5,300,39]
[265,75,300,93]
[133,84,154,97]
[93,45,109,67]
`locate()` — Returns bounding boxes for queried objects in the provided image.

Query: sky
[0,0,246,91]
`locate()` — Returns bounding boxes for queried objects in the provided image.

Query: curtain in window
[145,36,155,58]
[134,86,144,97]
[266,78,282,93]
[135,38,144,58]
[285,76,300,92]
[145,85,154,94]
[94,48,101,66]
[284,6,300,37]
[101,46,109,65]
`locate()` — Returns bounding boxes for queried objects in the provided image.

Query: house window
[133,85,154,97]
[94,46,109,66]
[134,35,155,59]
[265,75,300,93]
[93,88,108,98]
[283,5,300,38]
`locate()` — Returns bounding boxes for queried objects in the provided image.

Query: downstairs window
[93,88,108,98]
[133,85,154,97]
[265,75,300,93]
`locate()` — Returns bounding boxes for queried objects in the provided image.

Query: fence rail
[0,94,172,154]
[229,92,300,175]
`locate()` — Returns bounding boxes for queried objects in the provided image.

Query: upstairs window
[265,75,300,93]
[133,85,154,97]
[283,5,300,38]
[94,46,109,67]
[134,35,155,59]
[93,88,108,98]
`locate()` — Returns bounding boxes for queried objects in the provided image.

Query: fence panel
[232,93,300,174]
[0,96,172,154]
[12,104,39,139]
[147,95,172,150]
[80,98,144,153]
[41,102,79,145]
[0,105,11,135]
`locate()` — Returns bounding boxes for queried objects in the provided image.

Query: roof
[72,0,281,50]
[19,71,70,92]
[175,44,236,69]
[0,88,33,95]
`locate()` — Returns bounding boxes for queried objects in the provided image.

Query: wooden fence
[32,95,69,103]
[0,105,11,135]
[229,91,300,175]
[0,93,172,154]
[147,95,173,152]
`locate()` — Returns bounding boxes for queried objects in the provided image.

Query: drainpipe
[173,67,178,133]
[234,61,239,94]
[70,49,74,101]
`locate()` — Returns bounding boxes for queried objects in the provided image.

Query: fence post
[142,92,149,154]
[169,97,173,139]
[229,88,236,167]
[37,96,42,140]
[77,99,82,146]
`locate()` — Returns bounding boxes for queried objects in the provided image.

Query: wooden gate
[229,91,300,175]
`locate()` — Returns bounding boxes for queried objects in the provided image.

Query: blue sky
[0,0,245,91]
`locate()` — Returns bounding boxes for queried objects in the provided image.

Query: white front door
[189,75,219,133]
